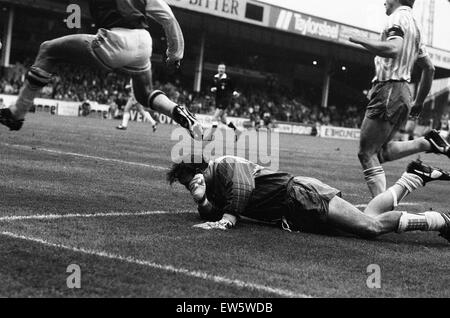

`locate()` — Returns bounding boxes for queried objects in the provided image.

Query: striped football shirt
[373,6,428,83]
[201,156,293,223]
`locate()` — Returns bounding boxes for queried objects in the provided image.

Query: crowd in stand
[0,61,130,105]
[160,80,364,128]
[0,62,364,128]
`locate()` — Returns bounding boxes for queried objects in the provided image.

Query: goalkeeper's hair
[167,154,209,185]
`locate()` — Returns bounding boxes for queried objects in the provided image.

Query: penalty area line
[1,143,168,171]
[0,231,310,298]
[0,210,195,222]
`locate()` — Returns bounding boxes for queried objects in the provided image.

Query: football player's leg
[364,184,409,218]
[132,69,180,117]
[365,160,450,217]
[384,129,450,159]
[121,112,131,129]
[222,111,235,130]
[358,117,395,197]
[224,112,237,131]
[118,98,134,130]
[132,70,201,139]
[132,70,175,116]
[376,83,449,160]
[136,104,157,126]
[228,122,237,131]
[405,119,417,140]
[212,108,222,126]
[327,196,401,238]
[378,132,431,162]
[146,112,157,128]
[220,111,228,125]
[364,177,422,217]
[327,196,448,240]
[11,34,99,120]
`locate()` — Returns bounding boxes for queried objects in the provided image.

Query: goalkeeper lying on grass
[167,155,450,243]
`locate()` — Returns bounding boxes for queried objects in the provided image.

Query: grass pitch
[0,113,449,298]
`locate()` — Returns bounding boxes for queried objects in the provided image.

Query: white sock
[364,166,386,197]
[420,212,446,231]
[142,111,156,126]
[396,173,423,193]
[397,212,445,233]
[121,112,131,127]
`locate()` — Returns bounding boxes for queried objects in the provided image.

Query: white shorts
[90,28,152,75]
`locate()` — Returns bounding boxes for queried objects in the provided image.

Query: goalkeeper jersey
[202,156,292,223]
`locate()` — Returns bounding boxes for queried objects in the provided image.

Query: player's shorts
[284,177,341,234]
[365,81,412,130]
[90,28,152,75]
[215,98,231,110]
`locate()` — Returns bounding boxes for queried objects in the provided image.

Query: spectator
[0,60,367,129]
[79,100,91,117]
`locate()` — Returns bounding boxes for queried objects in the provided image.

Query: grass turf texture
[0,113,449,298]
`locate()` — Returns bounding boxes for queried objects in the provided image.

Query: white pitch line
[355,202,421,209]
[2,143,168,171]
[0,210,194,222]
[0,231,310,298]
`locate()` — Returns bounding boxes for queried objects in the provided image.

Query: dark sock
[228,122,237,130]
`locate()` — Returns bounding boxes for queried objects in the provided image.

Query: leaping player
[117,81,158,132]
[0,0,202,139]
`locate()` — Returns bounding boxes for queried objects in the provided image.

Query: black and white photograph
[0,0,449,302]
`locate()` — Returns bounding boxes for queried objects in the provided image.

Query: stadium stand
[0,61,365,128]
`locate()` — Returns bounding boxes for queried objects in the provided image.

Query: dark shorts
[216,98,231,110]
[365,81,412,130]
[284,177,341,234]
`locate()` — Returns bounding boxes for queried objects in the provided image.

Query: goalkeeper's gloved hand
[193,219,234,231]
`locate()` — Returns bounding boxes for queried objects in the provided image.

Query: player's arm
[194,202,238,231]
[349,36,403,58]
[197,197,223,221]
[230,78,239,98]
[410,53,435,118]
[195,198,237,230]
[145,0,185,64]
[193,162,252,230]
[194,197,238,231]
[210,78,217,93]
[351,14,406,58]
